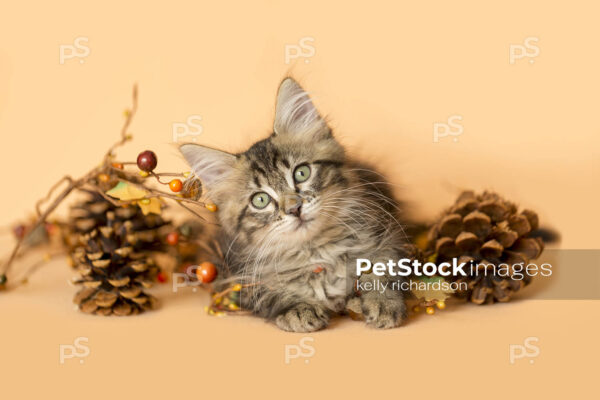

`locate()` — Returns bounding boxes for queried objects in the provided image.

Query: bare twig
[1,182,76,278]
[104,84,138,163]
[36,175,75,216]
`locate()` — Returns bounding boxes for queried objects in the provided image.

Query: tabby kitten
[180,78,410,331]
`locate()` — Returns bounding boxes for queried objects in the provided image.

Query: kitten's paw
[360,296,406,329]
[275,303,329,332]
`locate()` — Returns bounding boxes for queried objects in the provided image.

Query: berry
[169,179,183,192]
[45,223,58,235]
[205,203,218,212]
[166,231,180,246]
[111,162,124,169]
[157,272,167,283]
[98,173,110,182]
[136,150,157,172]
[13,224,26,240]
[196,261,217,283]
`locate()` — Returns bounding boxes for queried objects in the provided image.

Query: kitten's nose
[283,194,302,217]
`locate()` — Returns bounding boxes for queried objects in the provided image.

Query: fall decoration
[196,261,217,283]
[206,282,255,316]
[69,191,169,315]
[169,179,183,193]
[410,276,454,315]
[0,85,219,318]
[424,191,545,305]
[136,150,158,172]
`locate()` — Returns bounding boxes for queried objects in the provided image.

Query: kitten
[180,78,410,331]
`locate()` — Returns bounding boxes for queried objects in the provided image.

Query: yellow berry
[139,170,149,177]
[139,198,151,205]
[436,301,446,310]
[232,284,242,292]
[183,171,191,178]
[425,306,435,315]
[228,303,239,310]
[205,203,218,212]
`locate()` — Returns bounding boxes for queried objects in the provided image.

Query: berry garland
[0,85,218,293]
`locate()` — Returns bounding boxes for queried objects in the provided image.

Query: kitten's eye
[293,165,311,183]
[251,192,271,209]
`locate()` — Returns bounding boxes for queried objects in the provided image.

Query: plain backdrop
[0,1,598,398]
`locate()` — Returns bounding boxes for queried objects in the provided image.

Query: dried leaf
[106,181,148,201]
[137,198,161,215]
[411,276,454,302]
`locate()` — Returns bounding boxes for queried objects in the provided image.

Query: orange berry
[205,203,218,212]
[196,261,217,283]
[111,162,124,169]
[169,179,183,192]
[166,231,179,246]
[98,173,110,182]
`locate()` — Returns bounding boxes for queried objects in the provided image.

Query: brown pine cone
[426,191,545,304]
[69,193,170,316]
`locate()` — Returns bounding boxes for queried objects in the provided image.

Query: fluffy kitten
[180,78,410,331]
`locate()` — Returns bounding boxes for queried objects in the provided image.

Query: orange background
[0,1,598,398]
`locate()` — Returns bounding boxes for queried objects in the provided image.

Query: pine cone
[426,191,544,304]
[69,193,169,316]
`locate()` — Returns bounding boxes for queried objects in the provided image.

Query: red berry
[196,261,217,283]
[169,179,183,192]
[45,223,58,235]
[157,272,167,283]
[136,150,158,172]
[166,231,180,246]
[13,224,26,240]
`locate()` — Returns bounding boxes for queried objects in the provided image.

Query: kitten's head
[180,78,350,247]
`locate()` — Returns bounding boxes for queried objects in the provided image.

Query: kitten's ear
[179,144,236,187]
[273,78,330,138]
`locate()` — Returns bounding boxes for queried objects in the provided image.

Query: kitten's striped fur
[181,78,409,331]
